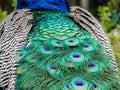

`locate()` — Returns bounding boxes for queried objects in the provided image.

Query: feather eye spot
[72,78,85,86]
[40,46,54,55]
[88,62,96,67]
[14,51,27,62]
[87,62,99,72]
[50,65,57,70]
[93,83,98,88]
[17,65,26,74]
[56,41,61,44]
[44,47,50,51]
[71,78,88,89]
[69,40,74,43]
[50,39,63,47]
[47,64,61,77]
[19,53,24,57]
[65,83,69,88]
[69,52,85,62]
[73,54,81,58]
[82,43,94,51]
[83,44,90,48]
[47,64,58,72]
[64,38,79,46]
[74,80,84,86]
[91,82,98,88]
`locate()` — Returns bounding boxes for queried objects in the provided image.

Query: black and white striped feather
[0,9,32,90]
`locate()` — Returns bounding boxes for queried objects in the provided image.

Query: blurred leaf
[12,0,17,9]
[98,6,115,32]
[98,0,119,32]
[0,8,7,23]
[107,25,120,70]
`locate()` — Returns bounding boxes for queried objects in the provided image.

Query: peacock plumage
[0,0,120,90]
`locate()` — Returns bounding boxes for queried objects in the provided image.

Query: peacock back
[14,10,120,90]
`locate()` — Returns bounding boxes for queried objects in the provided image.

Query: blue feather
[17,0,70,12]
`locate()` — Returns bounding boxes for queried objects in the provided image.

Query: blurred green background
[0,0,120,70]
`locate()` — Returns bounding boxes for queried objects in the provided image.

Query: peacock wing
[70,6,118,72]
[0,9,32,90]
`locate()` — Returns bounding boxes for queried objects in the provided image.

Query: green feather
[14,10,120,90]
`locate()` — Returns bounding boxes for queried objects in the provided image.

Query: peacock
[0,0,120,90]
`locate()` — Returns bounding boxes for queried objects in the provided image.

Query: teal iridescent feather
[14,10,120,90]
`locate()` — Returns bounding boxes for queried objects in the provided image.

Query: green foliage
[107,25,120,70]
[12,0,17,9]
[98,0,119,32]
[98,6,114,32]
[0,0,16,23]
[0,8,7,23]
